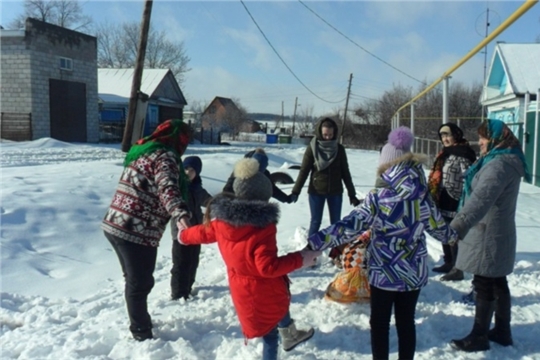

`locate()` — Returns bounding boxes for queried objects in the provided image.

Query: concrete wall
[0,18,98,142]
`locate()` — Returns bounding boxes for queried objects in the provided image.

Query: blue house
[98,68,187,141]
[481,43,540,186]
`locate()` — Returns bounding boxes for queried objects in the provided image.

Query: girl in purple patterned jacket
[308,126,458,360]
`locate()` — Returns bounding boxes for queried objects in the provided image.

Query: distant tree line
[337,81,483,150]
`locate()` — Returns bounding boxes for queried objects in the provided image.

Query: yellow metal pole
[393,0,538,119]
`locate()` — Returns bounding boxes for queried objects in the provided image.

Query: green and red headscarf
[123,119,191,199]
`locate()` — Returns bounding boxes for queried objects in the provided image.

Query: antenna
[483,7,490,83]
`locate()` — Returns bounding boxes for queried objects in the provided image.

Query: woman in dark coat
[289,118,360,237]
[428,122,476,281]
[450,119,531,352]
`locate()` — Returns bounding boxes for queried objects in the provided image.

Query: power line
[297,0,425,85]
[239,0,345,104]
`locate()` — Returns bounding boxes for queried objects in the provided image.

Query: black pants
[170,239,201,299]
[442,216,458,265]
[370,286,421,360]
[105,231,156,334]
[472,275,510,301]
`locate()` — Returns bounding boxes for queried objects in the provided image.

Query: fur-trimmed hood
[376,152,429,201]
[209,193,280,228]
[377,152,428,176]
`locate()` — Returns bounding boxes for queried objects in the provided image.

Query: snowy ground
[1,139,540,360]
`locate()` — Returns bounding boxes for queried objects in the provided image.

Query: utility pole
[292,97,298,136]
[121,0,153,152]
[280,101,284,130]
[341,73,353,144]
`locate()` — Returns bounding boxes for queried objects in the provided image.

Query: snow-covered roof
[98,68,170,103]
[496,43,540,95]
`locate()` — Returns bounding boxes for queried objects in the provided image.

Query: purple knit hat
[379,126,414,166]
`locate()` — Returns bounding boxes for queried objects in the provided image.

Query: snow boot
[441,268,464,281]
[450,299,494,352]
[433,245,453,273]
[132,328,153,341]
[488,292,513,346]
[278,320,314,351]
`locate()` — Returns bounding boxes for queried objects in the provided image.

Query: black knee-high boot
[451,299,494,352]
[488,293,513,346]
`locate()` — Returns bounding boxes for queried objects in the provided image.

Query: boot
[450,299,494,352]
[488,293,513,346]
[433,245,453,273]
[441,268,464,281]
[131,328,153,341]
[432,262,453,273]
[278,320,314,351]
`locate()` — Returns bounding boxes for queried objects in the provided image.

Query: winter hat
[251,152,269,173]
[183,156,202,176]
[233,158,272,201]
[378,126,414,166]
[438,122,464,142]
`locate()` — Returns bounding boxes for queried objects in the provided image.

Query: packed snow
[1,138,540,360]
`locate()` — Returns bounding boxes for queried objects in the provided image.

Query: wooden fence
[1,112,32,141]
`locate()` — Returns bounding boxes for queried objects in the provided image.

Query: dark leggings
[105,231,157,333]
[170,239,201,299]
[370,286,421,360]
[472,275,510,301]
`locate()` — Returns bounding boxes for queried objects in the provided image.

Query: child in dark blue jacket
[170,156,212,300]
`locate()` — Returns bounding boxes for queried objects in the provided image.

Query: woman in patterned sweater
[308,126,458,360]
[102,119,192,341]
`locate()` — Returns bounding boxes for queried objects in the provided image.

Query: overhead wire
[297,0,425,85]
[239,0,346,104]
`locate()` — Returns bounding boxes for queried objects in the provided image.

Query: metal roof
[496,43,540,95]
[98,68,170,103]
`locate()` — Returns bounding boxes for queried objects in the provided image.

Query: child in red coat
[178,158,320,360]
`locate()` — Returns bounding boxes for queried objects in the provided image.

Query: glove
[289,193,299,203]
[177,217,191,244]
[349,195,362,207]
[300,249,322,268]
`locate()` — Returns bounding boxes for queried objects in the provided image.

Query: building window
[59,57,73,71]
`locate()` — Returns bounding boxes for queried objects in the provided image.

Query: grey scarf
[311,137,338,171]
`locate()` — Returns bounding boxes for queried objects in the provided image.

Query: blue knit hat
[183,156,202,176]
[251,152,269,173]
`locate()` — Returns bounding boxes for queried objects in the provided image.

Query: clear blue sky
[1,1,539,116]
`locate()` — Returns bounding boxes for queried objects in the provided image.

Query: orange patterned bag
[324,230,371,304]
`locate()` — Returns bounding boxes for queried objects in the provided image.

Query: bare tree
[95,21,190,85]
[186,100,209,128]
[9,0,92,31]
[295,104,316,135]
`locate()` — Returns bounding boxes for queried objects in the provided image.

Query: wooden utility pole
[292,97,298,136]
[341,73,353,144]
[121,0,154,152]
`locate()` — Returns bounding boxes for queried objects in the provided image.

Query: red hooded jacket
[180,194,303,338]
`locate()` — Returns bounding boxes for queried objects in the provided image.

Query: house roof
[98,68,186,105]
[491,43,540,95]
[202,96,240,116]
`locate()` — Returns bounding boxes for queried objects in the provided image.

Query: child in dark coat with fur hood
[178,157,321,360]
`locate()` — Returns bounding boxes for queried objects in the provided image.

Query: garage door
[49,79,87,142]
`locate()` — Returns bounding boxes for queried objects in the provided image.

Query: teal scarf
[461,119,531,205]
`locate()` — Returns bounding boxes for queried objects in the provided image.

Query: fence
[1,112,32,141]
[99,121,125,143]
